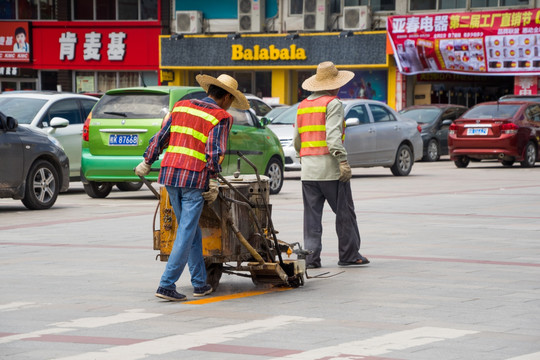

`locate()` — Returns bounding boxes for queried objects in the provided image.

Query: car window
[369,104,395,123]
[81,99,97,119]
[400,108,440,124]
[180,91,206,100]
[346,105,369,125]
[462,104,520,119]
[270,104,299,125]
[249,99,272,117]
[92,93,170,119]
[42,99,82,125]
[0,97,47,124]
[228,107,256,127]
[525,105,540,122]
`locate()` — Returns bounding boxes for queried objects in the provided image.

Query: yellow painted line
[184,287,292,305]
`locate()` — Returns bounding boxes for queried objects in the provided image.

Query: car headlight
[47,135,64,150]
[280,138,293,147]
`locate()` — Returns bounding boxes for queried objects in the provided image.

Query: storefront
[387,8,540,109]
[0,20,162,93]
[159,31,397,107]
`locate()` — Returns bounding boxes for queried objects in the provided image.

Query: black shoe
[306,263,321,269]
[193,284,213,297]
[155,287,187,301]
[338,256,370,267]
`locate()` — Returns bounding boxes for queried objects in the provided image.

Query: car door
[525,104,540,153]
[223,108,268,175]
[368,103,401,163]
[41,98,88,178]
[343,104,376,166]
[0,119,24,190]
[437,107,462,153]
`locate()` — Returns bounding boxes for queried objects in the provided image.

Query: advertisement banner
[387,8,540,76]
[0,22,31,63]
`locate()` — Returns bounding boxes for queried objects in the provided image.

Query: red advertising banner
[31,22,160,70]
[387,8,540,76]
[0,22,31,63]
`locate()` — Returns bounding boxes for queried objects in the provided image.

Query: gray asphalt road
[1,158,539,360]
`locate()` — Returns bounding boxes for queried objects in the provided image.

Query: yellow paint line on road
[185,287,291,305]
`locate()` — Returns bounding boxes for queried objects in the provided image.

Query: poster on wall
[387,8,540,76]
[0,22,30,63]
[338,70,388,103]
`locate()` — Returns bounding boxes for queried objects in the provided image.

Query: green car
[81,86,284,198]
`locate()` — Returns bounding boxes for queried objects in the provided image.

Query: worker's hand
[338,161,352,182]
[202,179,220,204]
[134,161,151,177]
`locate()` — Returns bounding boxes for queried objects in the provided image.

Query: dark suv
[0,111,69,209]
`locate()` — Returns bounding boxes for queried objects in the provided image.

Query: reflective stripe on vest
[161,100,229,172]
[297,96,337,157]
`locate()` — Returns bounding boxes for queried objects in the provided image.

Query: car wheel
[390,144,413,176]
[501,159,515,167]
[21,160,60,210]
[454,156,470,168]
[423,139,440,162]
[520,142,536,168]
[116,182,144,191]
[265,157,284,194]
[83,181,113,198]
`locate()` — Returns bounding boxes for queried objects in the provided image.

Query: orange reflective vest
[297,95,344,157]
[161,100,230,171]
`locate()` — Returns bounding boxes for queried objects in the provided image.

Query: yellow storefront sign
[231,44,307,61]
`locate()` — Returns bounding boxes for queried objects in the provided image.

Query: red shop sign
[32,22,160,70]
[0,22,31,63]
[387,8,540,76]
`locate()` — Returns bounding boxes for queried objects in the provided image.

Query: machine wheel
[423,139,440,162]
[520,142,536,168]
[454,156,470,168]
[265,157,284,194]
[206,263,223,291]
[390,144,413,176]
[21,160,60,210]
[501,159,515,167]
[83,181,113,198]
[116,182,144,191]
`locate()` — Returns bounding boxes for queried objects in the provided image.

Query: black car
[0,111,69,210]
[400,104,468,161]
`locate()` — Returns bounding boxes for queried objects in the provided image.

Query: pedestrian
[135,74,249,301]
[293,61,370,269]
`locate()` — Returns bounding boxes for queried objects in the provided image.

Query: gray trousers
[302,180,362,266]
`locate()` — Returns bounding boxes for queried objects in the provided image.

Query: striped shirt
[143,97,232,189]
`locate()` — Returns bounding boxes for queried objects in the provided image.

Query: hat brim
[301,70,355,92]
[196,74,250,110]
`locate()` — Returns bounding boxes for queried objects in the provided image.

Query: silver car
[267,99,423,176]
[0,91,98,180]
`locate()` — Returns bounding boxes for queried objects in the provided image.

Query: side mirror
[260,117,270,127]
[345,118,360,126]
[0,112,18,132]
[442,119,453,126]
[50,117,70,128]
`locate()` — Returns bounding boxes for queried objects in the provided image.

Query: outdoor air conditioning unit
[303,0,328,31]
[238,0,265,33]
[175,11,202,34]
[342,6,371,31]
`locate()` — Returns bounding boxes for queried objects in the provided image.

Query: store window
[75,71,151,94]
[344,0,395,11]
[410,0,465,10]
[73,0,157,20]
[1,0,57,19]
[471,0,529,6]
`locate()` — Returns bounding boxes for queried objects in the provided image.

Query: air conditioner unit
[342,6,371,31]
[238,0,265,33]
[175,11,202,34]
[303,0,328,31]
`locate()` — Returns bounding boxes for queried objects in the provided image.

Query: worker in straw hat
[135,74,249,301]
[293,61,370,269]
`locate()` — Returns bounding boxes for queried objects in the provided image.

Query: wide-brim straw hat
[196,74,250,110]
[302,61,355,92]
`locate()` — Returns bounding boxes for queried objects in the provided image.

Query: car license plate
[108,134,138,146]
[467,128,488,136]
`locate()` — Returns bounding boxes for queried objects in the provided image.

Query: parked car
[266,105,291,122]
[0,111,69,210]
[81,86,285,198]
[400,104,467,161]
[0,91,98,180]
[245,94,273,118]
[499,94,540,103]
[267,99,423,176]
[448,101,540,168]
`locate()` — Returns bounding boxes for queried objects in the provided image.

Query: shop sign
[0,22,30,63]
[32,23,160,70]
[514,76,538,95]
[231,44,306,61]
[387,8,540,76]
[0,67,19,76]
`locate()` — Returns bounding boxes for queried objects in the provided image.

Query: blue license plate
[108,134,139,146]
[466,128,488,136]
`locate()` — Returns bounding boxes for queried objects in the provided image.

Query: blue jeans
[159,186,206,290]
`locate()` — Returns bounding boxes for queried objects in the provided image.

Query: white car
[245,94,273,119]
[267,99,423,176]
[0,91,98,180]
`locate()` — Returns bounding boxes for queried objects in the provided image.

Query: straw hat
[302,61,355,91]
[196,74,250,110]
